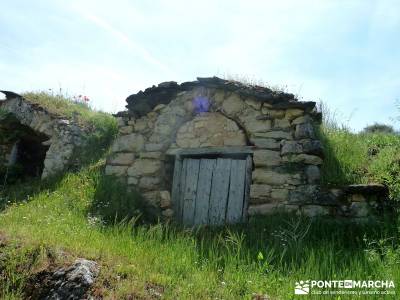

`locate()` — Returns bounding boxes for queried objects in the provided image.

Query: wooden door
[172,156,252,226]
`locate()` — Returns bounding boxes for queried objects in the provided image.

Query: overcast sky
[1,0,399,131]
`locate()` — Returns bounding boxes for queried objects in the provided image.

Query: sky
[0,0,399,131]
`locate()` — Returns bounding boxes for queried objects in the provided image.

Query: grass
[319,128,400,201]
[0,163,399,299]
[0,94,399,298]
[21,91,116,131]
[317,103,400,201]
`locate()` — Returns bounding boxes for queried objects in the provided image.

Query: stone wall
[106,77,328,220]
[0,92,88,178]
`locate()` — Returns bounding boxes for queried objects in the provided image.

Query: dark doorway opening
[16,130,49,177]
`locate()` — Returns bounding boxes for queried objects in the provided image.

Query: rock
[254,131,293,140]
[317,190,342,206]
[274,118,291,129]
[28,259,99,300]
[285,109,304,120]
[176,113,246,148]
[117,117,126,127]
[142,191,161,207]
[223,135,247,146]
[283,204,300,213]
[252,169,300,185]
[289,185,319,204]
[251,138,280,150]
[281,141,303,155]
[290,154,323,165]
[243,119,272,133]
[162,208,174,218]
[261,107,286,118]
[133,118,148,131]
[105,165,128,176]
[222,94,244,116]
[119,126,133,135]
[139,176,161,190]
[145,143,165,152]
[245,98,261,110]
[127,176,139,185]
[107,153,135,166]
[292,115,311,125]
[153,104,167,112]
[349,202,370,217]
[127,159,162,177]
[300,139,323,156]
[295,123,315,139]
[212,90,226,104]
[253,150,281,167]
[140,152,163,159]
[301,205,331,217]
[270,189,289,201]
[351,194,366,202]
[305,165,321,183]
[112,133,145,152]
[248,203,281,215]
[250,184,272,203]
[160,191,171,208]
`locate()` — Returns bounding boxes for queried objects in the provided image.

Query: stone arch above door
[175,112,247,148]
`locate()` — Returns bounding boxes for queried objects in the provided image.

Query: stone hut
[0,91,87,179]
[107,77,330,225]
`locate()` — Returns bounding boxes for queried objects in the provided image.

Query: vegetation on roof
[22,91,114,129]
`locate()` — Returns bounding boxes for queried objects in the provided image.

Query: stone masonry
[106,77,335,220]
[0,91,88,178]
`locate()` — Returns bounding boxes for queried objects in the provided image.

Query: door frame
[169,146,254,225]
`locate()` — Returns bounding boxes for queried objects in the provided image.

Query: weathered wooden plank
[178,158,188,222]
[193,159,216,225]
[182,159,200,226]
[209,158,232,225]
[226,159,246,223]
[171,158,182,222]
[242,155,253,221]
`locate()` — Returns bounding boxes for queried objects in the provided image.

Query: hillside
[0,92,399,299]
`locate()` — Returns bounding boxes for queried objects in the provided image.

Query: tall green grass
[318,103,400,201]
[0,163,399,299]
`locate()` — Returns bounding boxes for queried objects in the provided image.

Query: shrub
[363,123,395,134]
